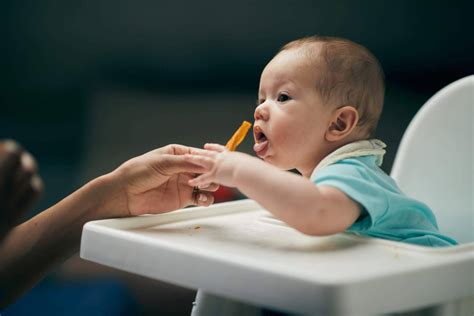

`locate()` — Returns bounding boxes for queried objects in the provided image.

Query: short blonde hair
[280,36,385,137]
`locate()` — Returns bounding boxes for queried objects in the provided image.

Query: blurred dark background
[1,0,473,315]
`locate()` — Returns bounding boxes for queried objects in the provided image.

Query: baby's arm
[187,144,361,235]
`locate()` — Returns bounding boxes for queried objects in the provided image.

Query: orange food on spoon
[225,121,252,151]
[212,121,252,203]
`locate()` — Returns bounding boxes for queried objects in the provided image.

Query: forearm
[0,173,124,307]
[233,159,325,234]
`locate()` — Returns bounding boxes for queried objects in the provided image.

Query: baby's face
[253,48,333,175]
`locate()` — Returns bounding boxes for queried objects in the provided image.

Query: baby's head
[253,36,385,177]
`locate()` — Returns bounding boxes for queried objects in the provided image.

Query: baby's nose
[254,104,269,121]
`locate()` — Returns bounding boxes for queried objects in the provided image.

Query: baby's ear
[325,106,359,142]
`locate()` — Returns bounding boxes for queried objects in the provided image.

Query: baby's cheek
[278,131,300,150]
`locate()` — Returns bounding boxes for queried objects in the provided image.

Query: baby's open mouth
[253,126,269,155]
[254,125,267,143]
[255,130,267,143]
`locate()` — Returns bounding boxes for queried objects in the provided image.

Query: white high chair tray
[80,199,474,315]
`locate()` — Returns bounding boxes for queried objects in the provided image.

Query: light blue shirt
[313,155,458,247]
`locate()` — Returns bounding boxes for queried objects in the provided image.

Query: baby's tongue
[253,140,268,152]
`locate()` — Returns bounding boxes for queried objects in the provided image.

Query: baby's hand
[186,143,249,188]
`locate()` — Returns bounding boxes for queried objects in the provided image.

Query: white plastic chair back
[391,75,473,244]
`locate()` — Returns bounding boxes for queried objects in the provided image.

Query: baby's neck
[299,148,332,179]
[299,136,368,178]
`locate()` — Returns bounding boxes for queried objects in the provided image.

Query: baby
[186,36,457,247]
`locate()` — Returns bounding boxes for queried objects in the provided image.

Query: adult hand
[0,140,43,237]
[107,144,219,217]
[0,143,217,308]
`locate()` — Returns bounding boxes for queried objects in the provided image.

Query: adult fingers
[156,144,214,156]
[192,191,214,207]
[0,141,24,207]
[6,175,43,223]
[11,173,43,204]
[183,154,215,170]
[151,144,194,156]
[21,151,38,173]
[12,152,38,187]
[188,173,213,188]
[153,154,211,176]
[197,182,220,192]
[0,140,22,190]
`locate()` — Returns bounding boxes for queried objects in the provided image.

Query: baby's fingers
[189,148,217,158]
[204,143,227,152]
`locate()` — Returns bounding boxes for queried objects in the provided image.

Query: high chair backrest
[391,75,473,244]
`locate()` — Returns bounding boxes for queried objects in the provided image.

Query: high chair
[391,75,473,245]
[80,76,474,315]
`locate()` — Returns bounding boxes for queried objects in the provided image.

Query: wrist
[232,154,260,188]
[86,172,129,220]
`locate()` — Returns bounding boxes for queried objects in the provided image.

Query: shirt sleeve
[312,159,389,232]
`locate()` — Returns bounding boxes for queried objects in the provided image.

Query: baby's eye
[257,98,265,105]
[277,93,290,103]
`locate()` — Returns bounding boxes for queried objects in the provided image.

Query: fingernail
[31,175,44,192]
[199,194,207,202]
[22,152,36,170]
